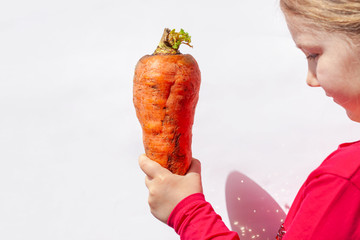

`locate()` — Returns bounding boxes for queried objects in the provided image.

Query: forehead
[285,14,360,50]
[285,14,360,61]
[285,14,327,47]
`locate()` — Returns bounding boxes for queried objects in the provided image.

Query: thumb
[139,154,168,179]
[187,158,201,174]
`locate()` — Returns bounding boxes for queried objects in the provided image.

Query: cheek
[318,65,360,107]
[316,59,346,94]
[315,50,360,114]
[315,63,334,90]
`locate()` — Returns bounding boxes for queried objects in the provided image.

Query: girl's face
[285,14,360,122]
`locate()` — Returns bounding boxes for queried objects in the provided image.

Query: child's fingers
[145,175,151,188]
[187,158,201,174]
[138,154,167,179]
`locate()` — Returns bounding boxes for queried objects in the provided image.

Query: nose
[306,71,320,87]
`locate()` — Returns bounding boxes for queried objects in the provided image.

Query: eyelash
[306,54,318,60]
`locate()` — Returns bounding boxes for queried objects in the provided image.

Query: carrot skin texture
[133,54,201,175]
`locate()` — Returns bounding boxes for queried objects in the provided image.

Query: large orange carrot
[133,28,201,175]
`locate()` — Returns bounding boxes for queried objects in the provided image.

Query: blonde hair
[280,0,360,36]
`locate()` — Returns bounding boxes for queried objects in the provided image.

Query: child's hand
[138,154,203,223]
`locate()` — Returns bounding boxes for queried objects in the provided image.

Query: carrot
[133,28,201,175]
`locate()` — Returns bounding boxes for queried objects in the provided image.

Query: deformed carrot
[133,28,201,175]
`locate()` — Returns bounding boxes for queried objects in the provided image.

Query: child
[139,0,360,239]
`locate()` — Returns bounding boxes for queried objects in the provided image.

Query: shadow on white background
[226,171,286,240]
[1,0,360,239]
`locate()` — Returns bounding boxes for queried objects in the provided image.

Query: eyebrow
[293,35,324,50]
[293,43,307,52]
[295,42,304,48]
[295,42,321,51]
[295,42,310,49]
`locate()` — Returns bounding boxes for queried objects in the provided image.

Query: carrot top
[154,28,193,55]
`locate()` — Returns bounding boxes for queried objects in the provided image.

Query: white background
[1,0,359,239]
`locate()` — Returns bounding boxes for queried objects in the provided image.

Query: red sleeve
[283,174,360,240]
[167,193,240,240]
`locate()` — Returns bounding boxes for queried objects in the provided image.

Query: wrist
[167,193,205,227]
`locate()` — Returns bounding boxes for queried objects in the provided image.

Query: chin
[346,111,360,123]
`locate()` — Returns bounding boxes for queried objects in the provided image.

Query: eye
[306,53,319,61]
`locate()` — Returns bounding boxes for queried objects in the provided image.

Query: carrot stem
[153,28,193,55]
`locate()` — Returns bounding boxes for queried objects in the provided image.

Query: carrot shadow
[225,171,286,240]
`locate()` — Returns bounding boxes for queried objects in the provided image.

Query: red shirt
[168,193,240,240]
[168,141,360,239]
[281,140,360,239]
